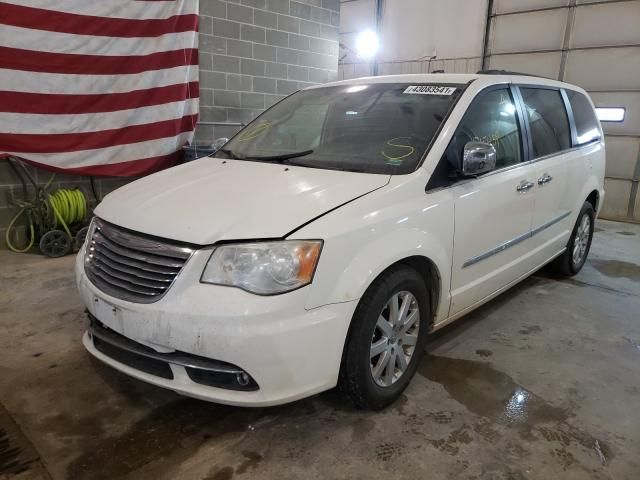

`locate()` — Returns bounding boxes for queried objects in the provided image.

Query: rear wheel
[338,265,430,410]
[550,202,595,276]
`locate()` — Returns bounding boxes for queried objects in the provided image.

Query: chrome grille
[84,217,194,303]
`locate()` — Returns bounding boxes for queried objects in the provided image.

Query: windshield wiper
[250,149,314,162]
[218,148,246,159]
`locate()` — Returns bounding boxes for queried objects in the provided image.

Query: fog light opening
[237,372,251,387]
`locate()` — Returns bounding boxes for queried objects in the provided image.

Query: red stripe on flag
[21,151,185,178]
[0,82,200,114]
[0,47,198,75]
[0,114,198,153]
[0,4,198,38]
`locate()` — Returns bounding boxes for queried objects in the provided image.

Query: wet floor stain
[351,417,376,441]
[616,231,635,236]
[65,399,262,480]
[375,441,404,461]
[475,349,493,357]
[518,325,543,335]
[590,259,640,281]
[236,450,264,475]
[418,355,567,429]
[429,425,473,455]
[206,466,234,480]
[419,355,615,468]
[594,227,605,233]
[425,411,454,424]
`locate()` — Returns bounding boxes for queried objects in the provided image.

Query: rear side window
[566,90,601,145]
[520,88,571,157]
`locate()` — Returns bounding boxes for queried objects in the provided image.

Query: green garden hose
[5,185,88,253]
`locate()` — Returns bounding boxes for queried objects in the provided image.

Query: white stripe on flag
[0,99,199,134]
[2,0,199,20]
[0,25,198,57]
[0,66,199,94]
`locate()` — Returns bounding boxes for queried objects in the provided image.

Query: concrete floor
[1,219,639,480]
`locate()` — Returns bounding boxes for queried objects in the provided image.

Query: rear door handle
[516,180,534,193]
[538,173,553,185]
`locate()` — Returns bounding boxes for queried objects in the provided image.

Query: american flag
[0,0,199,176]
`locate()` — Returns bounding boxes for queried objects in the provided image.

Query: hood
[95,157,390,245]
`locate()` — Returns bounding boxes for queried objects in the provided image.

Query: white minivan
[76,73,605,409]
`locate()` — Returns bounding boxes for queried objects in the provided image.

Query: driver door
[448,86,537,316]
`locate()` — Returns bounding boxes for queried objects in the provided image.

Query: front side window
[520,88,571,158]
[215,83,462,174]
[443,87,522,172]
[566,90,601,145]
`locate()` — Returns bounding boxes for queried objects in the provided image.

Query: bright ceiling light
[596,107,625,122]
[355,30,379,60]
[346,85,368,93]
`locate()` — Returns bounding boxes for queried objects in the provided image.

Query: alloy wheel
[370,291,420,387]
[572,214,591,267]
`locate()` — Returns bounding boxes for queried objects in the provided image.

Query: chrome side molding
[463,210,572,268]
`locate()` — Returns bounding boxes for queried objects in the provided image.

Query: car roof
[303,73,580,92]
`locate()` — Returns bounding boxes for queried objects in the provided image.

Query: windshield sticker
[382,137,415,165]
[403,85,456,96]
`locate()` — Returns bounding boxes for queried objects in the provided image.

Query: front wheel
[550,202,595,276]
[338,265,430,410]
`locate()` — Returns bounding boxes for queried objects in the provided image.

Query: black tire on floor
[338,265,430,410]
[550,202,595,276]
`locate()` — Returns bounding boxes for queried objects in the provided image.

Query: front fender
[320,228,452,320]
[292,177,454,323]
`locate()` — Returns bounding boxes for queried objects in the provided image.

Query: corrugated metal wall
[484,0,640,222]
[338,0,487,79]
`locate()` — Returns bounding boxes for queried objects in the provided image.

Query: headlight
[201,240,323,294]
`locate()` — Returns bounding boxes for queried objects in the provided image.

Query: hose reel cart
[5,157,92,258]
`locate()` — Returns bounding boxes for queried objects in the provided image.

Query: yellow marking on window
[381,137,415,164]
[237,122,271,141]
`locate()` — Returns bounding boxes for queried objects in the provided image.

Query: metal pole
[481,0,494,71]
[372,0,383,76]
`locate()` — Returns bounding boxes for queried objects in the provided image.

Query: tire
[550,202,595,276]
[338,265,430,410]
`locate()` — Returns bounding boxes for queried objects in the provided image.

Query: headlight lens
[201,240,323,294]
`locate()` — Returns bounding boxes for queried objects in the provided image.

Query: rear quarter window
[566,90,601,146]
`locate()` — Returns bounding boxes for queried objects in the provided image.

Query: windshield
[215,83,463,174]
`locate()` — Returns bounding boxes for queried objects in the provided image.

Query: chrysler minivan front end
[76,218,358,406]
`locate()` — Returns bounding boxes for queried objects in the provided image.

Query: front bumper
[76,247,357,407]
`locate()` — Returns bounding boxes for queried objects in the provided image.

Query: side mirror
[211,137,229,153]
[462,141,497,176]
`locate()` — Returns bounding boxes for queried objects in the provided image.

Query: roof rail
[477,69,551,79]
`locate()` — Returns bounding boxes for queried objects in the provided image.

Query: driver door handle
[516,180,534,193]
[538,173,553,185]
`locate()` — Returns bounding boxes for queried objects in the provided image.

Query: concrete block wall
[195,0,340,143]
[0,0,340,250]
